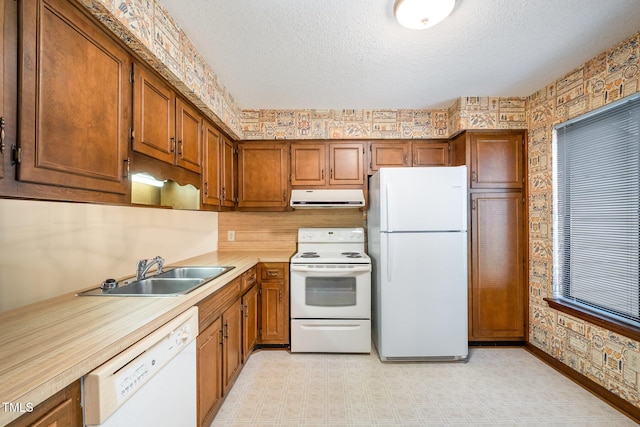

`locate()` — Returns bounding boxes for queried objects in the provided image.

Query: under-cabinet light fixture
[394,0,455,30]
[131,173,166,188]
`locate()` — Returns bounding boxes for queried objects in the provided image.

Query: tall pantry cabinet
[451,130,527,342]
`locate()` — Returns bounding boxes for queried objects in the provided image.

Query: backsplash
[0,199,218,312]
[527,32,640,409]
[218,210,365,252]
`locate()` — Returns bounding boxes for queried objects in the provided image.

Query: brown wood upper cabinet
[470,132,524,189]
[368,140,449,173]
[237,142,289,209]
[368,141,411,173]
[132,62,202,174]
[202,122,235,208]
[412,141,449,166]
[290,141,365,186]
[17,0,130,197]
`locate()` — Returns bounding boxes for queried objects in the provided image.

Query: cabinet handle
[321,169,324,180]
[471,199,477,210]
[0,116,5,154]
[403,155,407,165]
[222,187,226,199]
[330,168,333,179]
[219,329,224,345]
[123,157,130,178]
[244,303,249,318]
[413,154,417,164]
[472,171,477,182]
[170,137,176,153]
[204,182,208,196]
[224,322,229,339]
[279,289,282,301]
[178,140,183,156]
[282,190,286,201]
[267,270,278,277]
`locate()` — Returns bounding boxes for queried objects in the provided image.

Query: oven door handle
[290,265,371,274]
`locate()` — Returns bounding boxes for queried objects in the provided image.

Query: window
[553,94,640,327]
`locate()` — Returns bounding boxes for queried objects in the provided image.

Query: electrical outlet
[228,230,235,241]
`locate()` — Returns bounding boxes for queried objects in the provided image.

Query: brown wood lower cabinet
[197,316,222,426]
[242,285,259,363]
[258,262,290,345]
[6,380,82,427]
[470,192,525,340]
[196,266,270,426]
[222,299,242,396]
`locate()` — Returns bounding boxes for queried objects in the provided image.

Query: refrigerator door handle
[385,233,392,282]
[385,183,392,232]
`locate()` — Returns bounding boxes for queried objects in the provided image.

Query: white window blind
[553,94,640,325]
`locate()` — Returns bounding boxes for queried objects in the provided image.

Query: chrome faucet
[136,256,165,280]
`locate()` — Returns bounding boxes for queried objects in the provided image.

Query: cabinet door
[237,142,289,208]
[470,132,524,188]
[132,62,175,165]
[6,380,82,427]
[471,192,525,340]
[197,317,222,427]
[329,142,364,185]
[259,262,289,345]
[260,280,286,343]
[222,299,242,395]
[202,121,221,206]
[369,142,410,173]
[220,135,235,208]
[18,0,130,195]
[412,141,449,166]
[291,143,326,186]
[175,97,202,173]
[242,285,259,363]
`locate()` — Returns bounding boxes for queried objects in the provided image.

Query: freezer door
[379,166,467,232]
[378,231,468,360]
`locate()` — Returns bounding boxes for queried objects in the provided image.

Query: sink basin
[105,277,205,295]
[76,266,235,296]
[156,266,233,280]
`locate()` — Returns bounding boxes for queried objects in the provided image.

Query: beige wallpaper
[527,32,640,409]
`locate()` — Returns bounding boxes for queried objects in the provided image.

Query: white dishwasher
[84,307,198,427]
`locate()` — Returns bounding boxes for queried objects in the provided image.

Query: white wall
[0,199,218,312]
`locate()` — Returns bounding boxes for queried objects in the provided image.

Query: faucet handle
[154,256,165,274]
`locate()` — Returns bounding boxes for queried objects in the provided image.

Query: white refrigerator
[368,166,468,361]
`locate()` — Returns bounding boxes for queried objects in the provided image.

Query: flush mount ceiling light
[393,0,455,30]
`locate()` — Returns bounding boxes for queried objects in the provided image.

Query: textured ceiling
[158,0,640,110]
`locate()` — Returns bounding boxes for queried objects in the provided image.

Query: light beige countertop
[0,250,293,426]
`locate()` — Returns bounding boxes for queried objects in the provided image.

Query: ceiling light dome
[394,0,455,30]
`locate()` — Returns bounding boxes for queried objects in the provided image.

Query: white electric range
[290,228,371,353]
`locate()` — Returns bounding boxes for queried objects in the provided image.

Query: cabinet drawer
[198,277,241,331]
[241,266,257,292]
[260,263,285,280]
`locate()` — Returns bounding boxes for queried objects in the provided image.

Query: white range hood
[290,189,365,209]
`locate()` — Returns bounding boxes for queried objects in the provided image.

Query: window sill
[544,298,640,342]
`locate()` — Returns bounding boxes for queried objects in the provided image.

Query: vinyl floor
[210,347,636,426]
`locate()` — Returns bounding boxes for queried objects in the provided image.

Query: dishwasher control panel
[84,307,198,425]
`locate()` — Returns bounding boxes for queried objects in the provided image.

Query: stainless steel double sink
[77,266,235,297]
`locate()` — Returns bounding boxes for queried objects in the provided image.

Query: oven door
[290,264,371,319]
